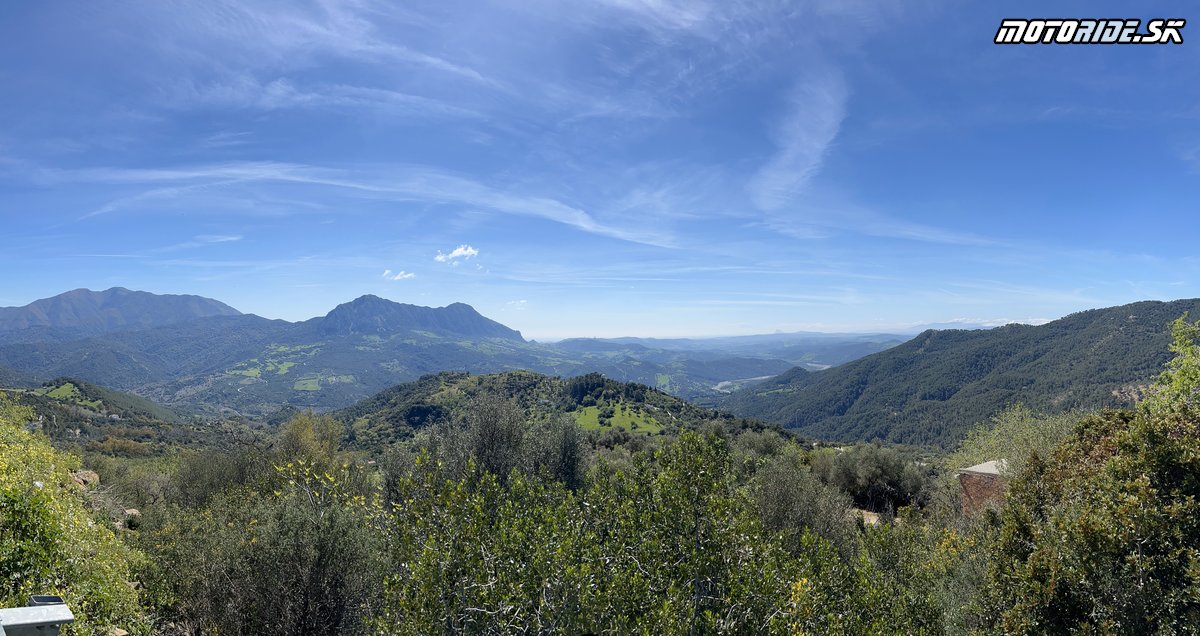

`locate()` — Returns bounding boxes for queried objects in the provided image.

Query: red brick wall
[958,471,1005,515]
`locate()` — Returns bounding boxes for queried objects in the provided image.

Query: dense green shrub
[984,317,1200,633]
[378,432,803,634]
[137,462,387,635]
[0,396,148,635]
[811,443,932,512]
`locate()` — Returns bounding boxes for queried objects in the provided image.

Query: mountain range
[0,289,899,416]
[3,288,1192,449]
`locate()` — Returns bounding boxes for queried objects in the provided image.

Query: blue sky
[1,1,1198,339]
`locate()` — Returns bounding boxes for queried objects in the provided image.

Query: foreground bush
[0,396,147,635]
[984,317,1200,633]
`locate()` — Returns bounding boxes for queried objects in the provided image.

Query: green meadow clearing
[573,403,663,434]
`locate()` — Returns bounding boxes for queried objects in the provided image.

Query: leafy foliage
[983,316,1200,633]
[378,432,802,634]
[134,414,386,634]
[1142,314,1200,419]
[945,404,1080,481]
[810,444,934,513]
[752,447,860,559]
[136,464,387,635]
[0,395,148,635]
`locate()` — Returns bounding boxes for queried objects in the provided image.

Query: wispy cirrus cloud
[198,131,252,149]
[149,233,243,253]
[82,179,253,220]
[760,194,995,246]
[172,76,481,120]
[70,161,677,247]
[196,234,242,244]
[748,71,848,211]
[586,0,715,32]
[136,0,488,83]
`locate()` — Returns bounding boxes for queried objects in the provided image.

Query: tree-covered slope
[17,378,184,423]
[0,363,39,388]
[1,378,209,456]
[335,370,769,449]
[722,298,1200,447]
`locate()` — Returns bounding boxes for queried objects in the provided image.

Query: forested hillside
[723,298,1200,447]
[0,363,37,388]
[1,378,220,455]
[336,370,766,449]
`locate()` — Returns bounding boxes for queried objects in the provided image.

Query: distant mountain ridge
[0,288,893,415]
[0,292,533,410]
[553,332,904,370]
[721,298,1200,448]
[306,295,523,341]
[0,290,822,414]
[0,287,241,341]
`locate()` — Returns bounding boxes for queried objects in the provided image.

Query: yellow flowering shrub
[0,396,147,635]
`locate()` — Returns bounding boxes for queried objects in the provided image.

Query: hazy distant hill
[0,288,241,342]
[556,332,904,371]
[0,314,285,390]
[722,299,1200,448]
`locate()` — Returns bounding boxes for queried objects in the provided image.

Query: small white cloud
[381,269,416,280]
[507,299,528,310]
[434,244,479,264]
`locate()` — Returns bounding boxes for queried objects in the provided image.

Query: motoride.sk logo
[995,19,1185,44]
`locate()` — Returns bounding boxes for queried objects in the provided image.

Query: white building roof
[959,459,1007,476]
